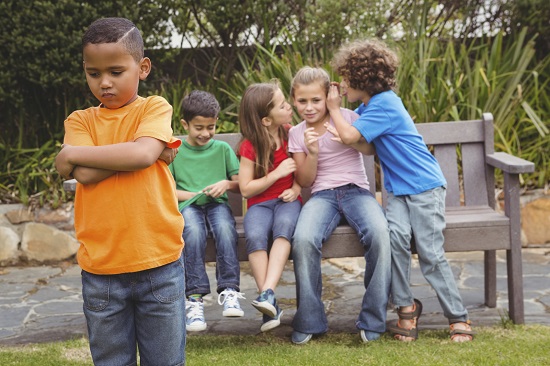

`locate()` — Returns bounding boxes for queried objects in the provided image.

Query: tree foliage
[0,0,185,147]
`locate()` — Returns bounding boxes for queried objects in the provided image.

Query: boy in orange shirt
[55,17,186,365]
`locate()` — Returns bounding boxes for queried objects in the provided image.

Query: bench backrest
[180,112,495,213]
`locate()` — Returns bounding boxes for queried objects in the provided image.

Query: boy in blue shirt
[169,90,244,332]
[327,39,474,342]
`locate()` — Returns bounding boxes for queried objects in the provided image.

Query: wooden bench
[63,112,534,324]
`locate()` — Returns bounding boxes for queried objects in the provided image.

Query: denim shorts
[243,198,301,254]
[82,256,186,366]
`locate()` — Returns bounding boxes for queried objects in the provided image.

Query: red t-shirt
[239,138,296,208]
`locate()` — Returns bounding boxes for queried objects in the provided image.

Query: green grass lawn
[1,325,548,365]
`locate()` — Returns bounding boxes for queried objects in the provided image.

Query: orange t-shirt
[64,96,184,274]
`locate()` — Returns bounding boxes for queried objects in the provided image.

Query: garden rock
[0,227,20,261]
[21,223,78,261]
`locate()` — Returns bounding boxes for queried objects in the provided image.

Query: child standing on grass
[169,90,245,332]
[288,66,391,345]
[328,38,474,342]
[237,81,302,332]
[55,18,186,365]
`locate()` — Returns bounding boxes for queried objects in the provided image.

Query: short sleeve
[239,139,256,162]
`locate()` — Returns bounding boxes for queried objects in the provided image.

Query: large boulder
[21,223,79,261]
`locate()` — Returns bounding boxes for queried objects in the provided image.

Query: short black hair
[82,17,144,62]
[181,90,220,122]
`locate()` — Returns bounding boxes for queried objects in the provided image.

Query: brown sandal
[389,298,423,341]
[449,320,475,342]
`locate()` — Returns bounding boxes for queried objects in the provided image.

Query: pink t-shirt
[239,138,297,208]
[288,108,370,194]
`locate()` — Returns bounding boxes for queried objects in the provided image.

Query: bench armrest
[486,152,534,174]
[63,179,77,192]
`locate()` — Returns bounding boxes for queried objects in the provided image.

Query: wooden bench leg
[484,250,497,308]
[504,173,525,324]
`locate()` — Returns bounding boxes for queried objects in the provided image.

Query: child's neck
[268,126,282,148]
[306,113,331,133]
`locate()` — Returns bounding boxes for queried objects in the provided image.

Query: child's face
[292,82,328,126]
[264,89,293,129]
[340,79,367,104]
[83,42,150,109]
[182,116,217,146]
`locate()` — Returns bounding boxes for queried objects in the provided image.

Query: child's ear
[181,119,189,131]
[261,117,272,127]
[139,57,152,80]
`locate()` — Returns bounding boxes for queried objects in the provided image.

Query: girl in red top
[238,81,302,332]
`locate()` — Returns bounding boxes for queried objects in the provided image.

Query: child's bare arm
[56,137,166,172]
[226,174,241,194]
[292,151,316,188]
[325,122,375,155]
[238,157,294,199]
[326,84,363,144]
[203,177,239,198]
[71,166,117,184]
[176,190,199,202]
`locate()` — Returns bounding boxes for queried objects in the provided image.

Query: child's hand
[326,83,342,112]
[324,122,344,144]
[304,127,319,155]
[203,180,229,198]
[55,144,76,179]
[279,187,299,202]
[159,147,179,165]
[274,157,297,179]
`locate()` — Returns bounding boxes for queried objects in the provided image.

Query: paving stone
[33,301,83,316]
[0,267,61,283]
[27,288,76,303]
[0,283,36,298]
[1,248,549,345]
[0,306,32,328]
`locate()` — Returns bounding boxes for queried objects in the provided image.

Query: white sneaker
[218,288,245,317]
[186,297,207,332]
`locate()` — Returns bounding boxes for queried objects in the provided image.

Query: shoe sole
[186,323,207,332]
[251,301,277,318]
[223,308,244,317]
[260,310,283,332]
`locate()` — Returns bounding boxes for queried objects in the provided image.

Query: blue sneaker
[260,305,283,332]
[252,288,277,318]
[291,330,312,345]
[218,288,245,317]
[186,297,207,332]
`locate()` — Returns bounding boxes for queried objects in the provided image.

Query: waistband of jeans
[330,183,357,190]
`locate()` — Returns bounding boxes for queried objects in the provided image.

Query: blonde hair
[238,81,289,178]
[290,66,331,98]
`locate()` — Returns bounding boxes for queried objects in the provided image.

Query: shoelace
[186,301,204,320]
[218,289,246,308]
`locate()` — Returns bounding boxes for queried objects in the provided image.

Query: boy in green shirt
[169,90,244,332]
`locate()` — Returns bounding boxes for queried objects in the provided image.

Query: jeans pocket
[81,270,110,311]
[148,258,186,303]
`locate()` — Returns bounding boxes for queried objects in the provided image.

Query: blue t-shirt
[353,90,446,195]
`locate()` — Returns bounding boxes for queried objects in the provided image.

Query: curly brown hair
[331,38,399,96]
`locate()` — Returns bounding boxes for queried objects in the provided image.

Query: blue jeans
[387,186,468,322]
[82,256,186,366]
[291,184,391,339]
[244,198,301,254]
[182,203,240,296]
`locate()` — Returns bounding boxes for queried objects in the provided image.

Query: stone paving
[0,249,549,345]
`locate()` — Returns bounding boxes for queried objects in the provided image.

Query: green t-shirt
[169,138,240,211]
